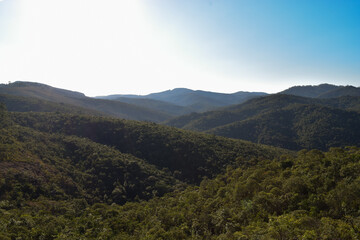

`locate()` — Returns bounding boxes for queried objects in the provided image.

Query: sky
[0,0,359,96]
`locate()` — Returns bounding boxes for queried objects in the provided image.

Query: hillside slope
[208,104,360,150]
[280,83,360,98]
[318,86,360,98]
[112,97,194,116]
[98,88,267,112]
[0,104,182,205]
[165,94,360,150]
[0,94,102,115]
[10,111,285,184]
[0,82,171,122]
[2,142,359,239]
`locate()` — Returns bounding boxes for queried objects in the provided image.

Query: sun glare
[3,0,193,95]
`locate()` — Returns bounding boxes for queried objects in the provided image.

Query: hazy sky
[0,0,359,96]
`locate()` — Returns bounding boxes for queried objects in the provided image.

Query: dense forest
[0,82,172,122]
[1,118,359,239]
[165,94,360,150]
[1,83,360,239]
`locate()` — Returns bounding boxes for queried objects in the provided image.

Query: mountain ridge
[96,87,268,112]
[280,83,360,98]
[0,82,171,122]
[164,94,360,150]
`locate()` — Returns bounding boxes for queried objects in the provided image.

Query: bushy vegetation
[10,111,284,183]
[0,94,101,115]
[208,104,360,150]
[0,107,183,206]
[1,146,359,239]
[165,94,360,150]
[1,99,359,239]
[0,82,171,122]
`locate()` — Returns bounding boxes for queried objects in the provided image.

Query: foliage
[0,106,183,205]
[165,94,360,150]
[0,94,101,115]
[1,101,359,239]
[1,145,359,239]
[10,112,284,183]
[0,82,171,122]
[208,104,360,150]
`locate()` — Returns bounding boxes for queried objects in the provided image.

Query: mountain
[0,104,287,229]
[280,83,360,98]
[208,104,360,150]
[110,97,194,116]
[1,94,359,238]
[165,94,360,150]
[0,93,102,115]
[164,94,313,130]
[0,103,285,209]
[97,88,268,112]
[10,111,285,184]
[0,104,182,205]
[0,81,86,101]
[0,81,171,122]
[2,106,359,239]
[318,85,360,98]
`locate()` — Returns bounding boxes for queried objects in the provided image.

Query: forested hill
[2,111,360,239]
[0,104,183,205]
[0,94,102,115]
[9,111,285,184]
[97,88,268,112]
[0,82,172,122]
[208,104,360,150]
[1,97,360,238]
[0,104,286,210]
[164,94,360,150]
[280,83,360,98]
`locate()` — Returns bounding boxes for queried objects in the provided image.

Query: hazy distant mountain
[112,97,194,116]
[318,86,360,98]
[0,93,102,115]
[207,104,360,150]
[0,81,86,101]
[165,94,315,131]
[280,83,360,98]
[97,88,268,112]
[0,81,171,122]
[165,94,360,150]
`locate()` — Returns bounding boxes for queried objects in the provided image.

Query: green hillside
[318,86,360,98]
[0,104,182,205]
[1,136,359,238]
[164,94,313,131]
[0,94,102,115]
[208,104,360,150]
[1,84,359,239]
[280,83,360,98]
[0,82,171,122]
[112,97,194,116]
[10,111,284,184]
[98,88,267,112]
[165,94,360,150]
[0,103,285,207]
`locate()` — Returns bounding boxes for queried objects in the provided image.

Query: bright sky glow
[0,0,359,96]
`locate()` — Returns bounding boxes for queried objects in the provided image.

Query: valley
[0,82,359,239]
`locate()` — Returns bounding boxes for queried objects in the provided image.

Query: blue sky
[0,0,359,96]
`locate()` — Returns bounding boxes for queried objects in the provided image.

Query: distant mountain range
[96,88,268,112]
[165,94,360,150]
[0,82,171,122]
[280,83,360,98]
[1,81,359,238]
[1,81,359,151]
[0,82,268,120]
